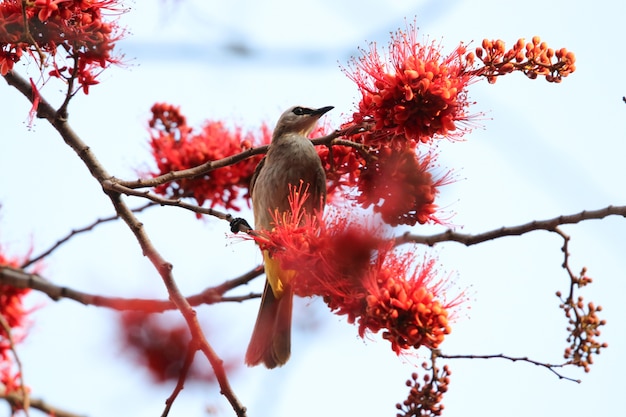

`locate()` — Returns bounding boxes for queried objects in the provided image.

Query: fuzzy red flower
[251,186,461,353]
[361,251,453,352]
[316,144,363,201]
[343,22,476,147]
[0,0,124,93]
[118,311,237,384]
[0,249,32,396]
[119,311,191,383]
[357,147,449,226]
[148,103,270,212]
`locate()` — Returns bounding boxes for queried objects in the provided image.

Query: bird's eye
[292,107,305,115]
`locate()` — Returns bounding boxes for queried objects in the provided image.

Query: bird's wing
[249,156,266,200]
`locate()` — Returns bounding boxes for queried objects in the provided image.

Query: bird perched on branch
[245,105,333,368]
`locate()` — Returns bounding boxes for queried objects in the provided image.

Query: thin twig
[56,53,79,119]
[161,343,197,417]
[101,180,235,221]
[21,202,156,268]
[0,315,30,417]
[436,352,580,383]
[553,227,577,298]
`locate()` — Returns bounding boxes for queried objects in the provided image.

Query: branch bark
[0,265,262,311]
[397,205,626,247]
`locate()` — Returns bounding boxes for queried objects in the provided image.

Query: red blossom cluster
[118,311,236,384]
[119,311,191,383]
[470,36,576,83]
[335,23,477,225]
[0,0,124,93]
[357,148,449,226]
[0,250,31,398]
[316,143,363,201]
[344,29,476,147]
[330,24,576,226]
[148,103,271,212]
[252,186,460,353]
[146,21,544,227]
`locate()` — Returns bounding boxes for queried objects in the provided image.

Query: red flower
[357,147,450,226]
[251,186,462,353]
[316,144,363,201]
[118,311,236,384]
[148,103,270,212]
[343,22,477,147]
[0,0,125,92]
[360,250,454,352]
[0,248,33,396]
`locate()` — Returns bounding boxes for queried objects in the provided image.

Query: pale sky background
[1,0,625,416]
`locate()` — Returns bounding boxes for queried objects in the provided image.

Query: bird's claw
[230,217,252,233]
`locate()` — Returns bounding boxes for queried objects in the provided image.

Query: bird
[245,105,333,368]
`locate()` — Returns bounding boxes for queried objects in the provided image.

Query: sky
[1,0,626,416]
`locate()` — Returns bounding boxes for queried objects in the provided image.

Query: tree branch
[398,205,626,247]
[0,265,262,312]
[101,180,237,222]
[113,126,364,191]
[1,393,85,417]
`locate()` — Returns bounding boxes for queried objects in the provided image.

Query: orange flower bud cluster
[148,103,270,212]
[0,0,125,93]
[396,363,451,417]
[557,268,607,373]
[472,36,576,83]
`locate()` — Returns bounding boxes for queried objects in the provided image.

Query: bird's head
[272,105,334,140]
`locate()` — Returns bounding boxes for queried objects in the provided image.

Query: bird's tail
[245,256,294,368]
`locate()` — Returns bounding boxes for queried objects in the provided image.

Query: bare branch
[101,180,236,222]
[117,144,268,189]
[21,202,156,268]
[398,205,626,247]
[113,126,364,191]
[436,352,581,383]
[1,393,85,417]
[0,265,262,312]
[161,344,197,417]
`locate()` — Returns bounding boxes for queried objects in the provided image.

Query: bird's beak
[311,106,334,117]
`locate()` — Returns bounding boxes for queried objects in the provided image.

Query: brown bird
[245,105,333,368]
